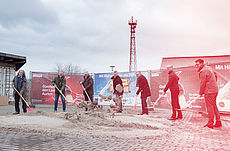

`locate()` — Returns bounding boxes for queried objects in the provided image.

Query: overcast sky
[1,0,230,74]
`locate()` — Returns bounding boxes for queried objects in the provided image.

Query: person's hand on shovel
[12,85,35,111]
[79,82,86,90]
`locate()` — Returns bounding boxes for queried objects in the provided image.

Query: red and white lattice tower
[128,16,137,72]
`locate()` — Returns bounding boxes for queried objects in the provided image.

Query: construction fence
[29,65,230,113]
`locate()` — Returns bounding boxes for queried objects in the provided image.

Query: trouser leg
[141,97,148,114]
[22,97,27,113]
[61,91,66,111]
[54,92,59,111]
[175,93,182,118]
[214,106,221,122]
[83,92,88,111]
[89,94,94,103]
[211,93,221,122]
[15,93,20,113]
[204,94,215,125]
[113,94,122,112]
[118,95,122,112]
[171,92,177,118]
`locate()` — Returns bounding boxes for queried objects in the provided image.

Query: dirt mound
[0,109,170,139]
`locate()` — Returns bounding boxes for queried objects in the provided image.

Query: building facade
[0,52,26,102]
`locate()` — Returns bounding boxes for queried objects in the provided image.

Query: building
[0,52,26,103]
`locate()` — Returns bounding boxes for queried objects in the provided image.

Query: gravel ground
[1,104,230,150]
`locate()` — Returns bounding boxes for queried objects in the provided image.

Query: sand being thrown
[0,110,170,139]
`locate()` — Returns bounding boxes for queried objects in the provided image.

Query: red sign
[31,72,84,105]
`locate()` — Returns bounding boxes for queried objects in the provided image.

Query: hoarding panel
[31,72,84,105]
[94,71,149,106]
[151,62,230,113]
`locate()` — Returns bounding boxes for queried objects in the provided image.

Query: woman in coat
[12,70,27,114]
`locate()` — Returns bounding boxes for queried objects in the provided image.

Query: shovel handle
[182,95,200,110]
[12,85,30,108]
[80,84,92,102]
[54,85,66,99]
[154,94,164,105]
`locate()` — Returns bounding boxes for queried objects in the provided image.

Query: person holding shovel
[111,71,124,113]
[163,65,183,120]
[195,59,221,128]
[136,71,151,115]
[80,72,94,111]
[52,71,66,112]
[12,70,27,114]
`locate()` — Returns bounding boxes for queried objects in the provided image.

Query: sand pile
[0,109,170,139]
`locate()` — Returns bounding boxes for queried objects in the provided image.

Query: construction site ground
[0,104,230,151]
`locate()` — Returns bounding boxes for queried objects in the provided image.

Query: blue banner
[94,71,149,106]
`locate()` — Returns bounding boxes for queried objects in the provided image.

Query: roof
[161,54,230,69]
[0,52,26,71]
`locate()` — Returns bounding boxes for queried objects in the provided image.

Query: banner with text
[31,72,84,105]
[94,71,149,106]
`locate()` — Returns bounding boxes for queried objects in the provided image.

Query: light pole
[110,65,115,72]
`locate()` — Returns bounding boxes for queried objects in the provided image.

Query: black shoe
[204,124,214,129]
[13,112,19,115]
[168,117,177,120]
[138,113,148,115]
[214,121,222,128]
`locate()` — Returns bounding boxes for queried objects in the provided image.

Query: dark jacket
[136,75,151,98]
[164,71,179,92]
[198,65,218,95]
[52,75,66,94]
[82,75,94,95]
[12,76,27,98]
[111,75,124,95]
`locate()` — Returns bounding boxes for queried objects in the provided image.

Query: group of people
[12,58,222,128]
[52,71,94,112]
[161,58,221,128]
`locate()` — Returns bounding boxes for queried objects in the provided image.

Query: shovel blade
[28,108,36,111]
[131,106,138,110]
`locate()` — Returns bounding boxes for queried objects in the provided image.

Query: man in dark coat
[12,70,27,114]
[52,71,66,112]
[163,65,182,120]
[195,59,221,128]
[111,71,124,113]
[81,72,94,111]
[136,71,151,115]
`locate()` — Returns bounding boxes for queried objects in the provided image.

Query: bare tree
[54,63,84,74]
[54,63,63,73]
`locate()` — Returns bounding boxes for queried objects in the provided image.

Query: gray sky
[1,0,230,74]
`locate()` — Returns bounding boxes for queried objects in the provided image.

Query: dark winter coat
[164,71,179,93]
[198,65,218,95]
[111,75,124,95]
[82,75,94,95]
[12,76,27,99]
[136,75,151,98]
[52,75,66,94]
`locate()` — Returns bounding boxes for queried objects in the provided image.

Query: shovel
[177,95,200,111]
[131,96,138,110]
[54,85,66,100]
[80,83,92,102]
[148,93,164,109]
[13,86,35,111]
